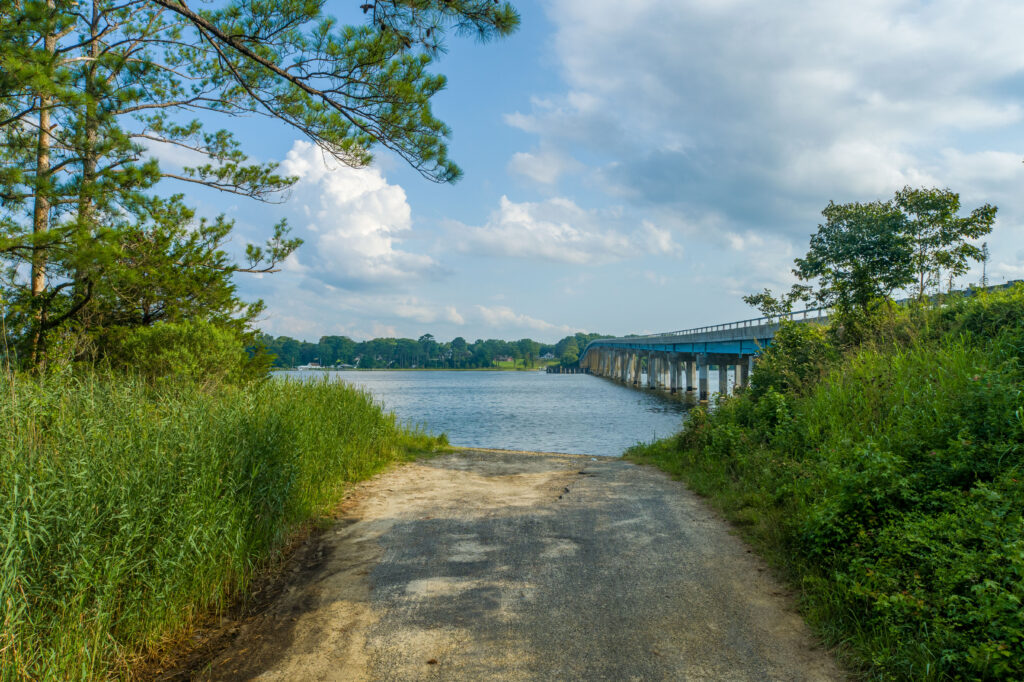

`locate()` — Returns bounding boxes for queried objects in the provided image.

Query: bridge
[579,308,829,400]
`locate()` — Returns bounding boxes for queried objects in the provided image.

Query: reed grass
[0,373,445,680]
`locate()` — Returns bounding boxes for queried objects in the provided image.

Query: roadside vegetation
[1,1,518,679]
[0,371,445,679]
[628,189,1021,679]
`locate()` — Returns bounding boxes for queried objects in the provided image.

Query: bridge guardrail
[620,307,831,341]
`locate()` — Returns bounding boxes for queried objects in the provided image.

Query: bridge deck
[582,308,829,358]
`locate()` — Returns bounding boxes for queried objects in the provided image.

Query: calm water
[279,370,690,457]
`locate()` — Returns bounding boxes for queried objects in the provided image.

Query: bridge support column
[647,353,655,389]
[743,355,754,388]
[698,355,708,401]
[718,364,729,397]
[685,359,696,393]
[669,354,679,394]
[632,353,641,385]
[733,361,743,391]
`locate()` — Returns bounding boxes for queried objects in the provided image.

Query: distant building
[540,352,555,360]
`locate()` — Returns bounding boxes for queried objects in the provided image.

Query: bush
[104,319,270,388]
[627,287,1024,679]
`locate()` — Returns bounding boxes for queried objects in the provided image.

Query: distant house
[495,355,514,363]
[296,361,322,370]
[540,352,555,360]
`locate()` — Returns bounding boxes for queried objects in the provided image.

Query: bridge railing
[622,307,831,340]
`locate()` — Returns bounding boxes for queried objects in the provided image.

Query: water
[279,370,690,457]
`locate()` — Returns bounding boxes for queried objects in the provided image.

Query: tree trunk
[29,1,57,365]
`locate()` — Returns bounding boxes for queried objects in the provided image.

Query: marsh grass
[627,287,1024,680]
[0,373,445,680]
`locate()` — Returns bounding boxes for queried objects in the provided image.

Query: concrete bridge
[579,308,829,401]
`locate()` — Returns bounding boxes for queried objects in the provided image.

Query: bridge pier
[698,354,709,401]
[742,355,753,389]
[718,364,729,398]
[685,358,696,393]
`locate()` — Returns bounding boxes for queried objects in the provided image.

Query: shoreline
[273,366,558,373]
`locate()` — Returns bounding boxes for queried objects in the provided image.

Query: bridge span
[579,308,829,401]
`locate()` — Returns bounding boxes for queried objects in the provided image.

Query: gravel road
[202,450,842,681]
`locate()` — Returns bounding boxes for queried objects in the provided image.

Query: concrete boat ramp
[188,450,842,681]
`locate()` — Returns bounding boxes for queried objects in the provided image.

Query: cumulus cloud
[454,195,681,264]
[279,141,443,290]
[511,0,1024,236]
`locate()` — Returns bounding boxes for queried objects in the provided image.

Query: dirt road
[201,450,842,680]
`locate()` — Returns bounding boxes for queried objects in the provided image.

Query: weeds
[0,373,445,680]
[627,285,1024,679]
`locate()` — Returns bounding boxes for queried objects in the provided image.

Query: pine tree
[1,0,519,366]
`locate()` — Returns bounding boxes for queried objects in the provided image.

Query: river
[279,370,691,457]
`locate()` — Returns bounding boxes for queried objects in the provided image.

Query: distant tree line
[259,332,605,369]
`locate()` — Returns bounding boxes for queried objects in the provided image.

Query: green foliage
[749,321,837,399]
[794,199,915,314]
[0,371,446,680]
[259,331,606,370]
[627,285,1024,679]
[0,0,518,366]
[895,186,997,299]
[106,319,270,388]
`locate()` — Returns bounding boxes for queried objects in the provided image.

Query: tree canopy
[745,186,997,322]
[793,199,915,313]
[894,186,996,299]
[261,332,605,370]
[0,0,520,370]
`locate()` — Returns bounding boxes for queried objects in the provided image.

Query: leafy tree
[895,187,996,298]
[560,339,579,365]
[793,200,915,313]
[742,288,795,318]
[516,338,540,367]
[450,336,468,367]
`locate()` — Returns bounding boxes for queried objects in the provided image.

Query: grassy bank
[0,373,445,680]
[627,287,1024,680]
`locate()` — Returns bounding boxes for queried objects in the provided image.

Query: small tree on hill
[895,186,996,299]
[793,200,915,314]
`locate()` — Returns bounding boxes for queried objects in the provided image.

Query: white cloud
[454,195,681,265]
[473,305,578,334]
[513,0,1024,236]
[444,306,465,325]
[279,141,443,290]
[507,147,580,185]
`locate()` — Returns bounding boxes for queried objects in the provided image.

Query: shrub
[627,287,1024,679]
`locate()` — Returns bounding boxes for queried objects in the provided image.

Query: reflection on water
[278,370,691,458]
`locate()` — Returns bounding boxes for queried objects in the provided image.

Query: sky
[163,0,1024,343]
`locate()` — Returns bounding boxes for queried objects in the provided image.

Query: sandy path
[200,450,842,681]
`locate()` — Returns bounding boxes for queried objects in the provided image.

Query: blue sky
[161,0,1024,343]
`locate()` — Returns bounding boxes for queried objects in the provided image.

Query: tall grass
[627,288,1024,679]
[0,373,445,680]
